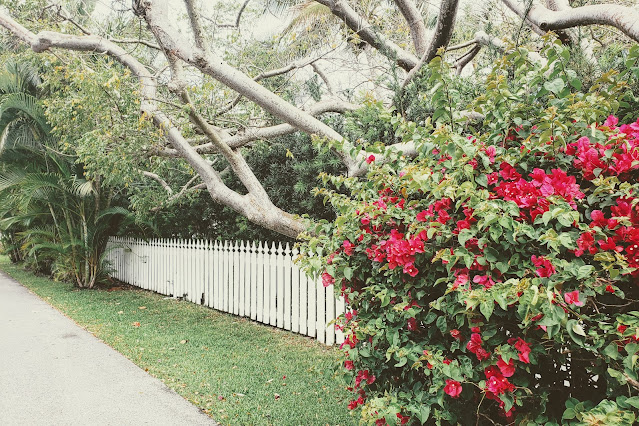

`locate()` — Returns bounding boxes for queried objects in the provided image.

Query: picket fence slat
[107,237,344,345]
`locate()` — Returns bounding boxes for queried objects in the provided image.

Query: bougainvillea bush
[304,44,639,425]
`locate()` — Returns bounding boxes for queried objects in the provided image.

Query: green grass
[0,257,355,426]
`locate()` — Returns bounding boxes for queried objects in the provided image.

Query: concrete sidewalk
[0,271,217,426]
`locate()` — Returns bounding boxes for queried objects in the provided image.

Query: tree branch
[311,61,335,95]
[314,0,419,71]
[183,0,209,52]
[501,0,639,43]
[0,9,306,238]
[138,1,360,175]
[393,0,428,56]
[401,0,460,90]
[142,171,173,194]
[217,0,251,29]
[157,99,359,157]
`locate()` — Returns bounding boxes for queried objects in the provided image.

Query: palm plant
[0,60,133,288]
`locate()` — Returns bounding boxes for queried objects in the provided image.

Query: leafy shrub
[304,44,639,425]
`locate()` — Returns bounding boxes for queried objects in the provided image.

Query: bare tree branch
[401,0,460,90]
[142,171,173,194]
[501,0,639,43]
[110,37,161,50]
[454,44,480,75]
[314,0,419,71]
[217,0,251,29]
[393,0,428,56]
[184,0,209,52]
[157,99,359,157]
[311,61,335,95]
[137,1,360,175]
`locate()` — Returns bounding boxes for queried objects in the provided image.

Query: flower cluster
[311,114,639,425]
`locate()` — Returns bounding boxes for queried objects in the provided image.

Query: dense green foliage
[0,60,139,287]
[305,42,639,425]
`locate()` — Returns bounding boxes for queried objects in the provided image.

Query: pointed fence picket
[107,237,344,345]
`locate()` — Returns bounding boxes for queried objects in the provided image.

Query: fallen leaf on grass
[117,311,124,314]
[274,393,280,400]
[132,322,141,327]
[138,306,147,310]
[180,339,188,344]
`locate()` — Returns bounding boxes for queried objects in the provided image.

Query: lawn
[0,257,355,426]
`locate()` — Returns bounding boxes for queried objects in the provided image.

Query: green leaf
[395,356,408,367]
[480,300,494,320]
[484,247,499,263]
[576,265,594,280]
[544,78,565,94]
[475,174,488,187]
[416,405,431,423]
[343,267,353,281]
[603,343,621,360]
[624,396,639,409]
[572,322,586,337]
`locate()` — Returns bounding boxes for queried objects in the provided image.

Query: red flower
[344,360,354,371]
[485,366,515,395]
[396,413,410,425]
[450,329,462,340]
[366,154,376,164]
[508,337,531,364]
[497,357,515,377]
[407,317,418,331]
[342,240,355,256]
[355,370,376,387]
[564,290,584,307]
[575,232,596,256]
[605,285,615,293]
[444,379,463,398]
[531,255,556,278]
[322,272,335,287]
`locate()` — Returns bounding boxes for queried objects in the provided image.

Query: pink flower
[450,329,462,340]
[444,380,463,398]
[342,240,355,256]
[344,360,354,370]
[531,255,556,278]
[564,290,584,307]
[497,357,515,377]
[508,337,531,364]
[321,272,335,287]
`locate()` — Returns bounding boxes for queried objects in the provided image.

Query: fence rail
[106,237,345,345]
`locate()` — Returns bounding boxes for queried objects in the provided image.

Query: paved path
[0,271,217,426]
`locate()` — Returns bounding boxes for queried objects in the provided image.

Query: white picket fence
[105,237,345,345]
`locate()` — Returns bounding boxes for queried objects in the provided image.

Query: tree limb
[183,0,209,53]
[142,171,173,194]
[311,61,335,95]
[157,99,359,157]
[314,0,419,71]
[217,0,251,29]
[401,0,460,90]
[215,54,325,117]
[138,0,360,175]
[501,0,639,43]
[393,0,428,56]
[0,9,307,238]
